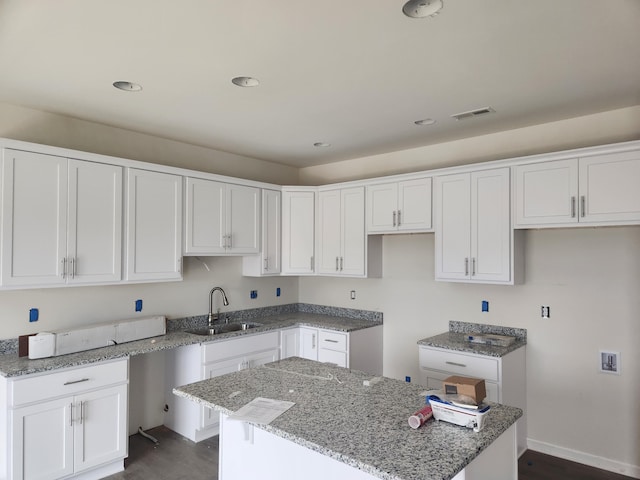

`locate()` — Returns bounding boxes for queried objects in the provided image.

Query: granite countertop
[174,357,522,480]
[0,305,382,378]
[417,321,527,357]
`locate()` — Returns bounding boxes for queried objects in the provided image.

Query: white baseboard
[527,438,640,479]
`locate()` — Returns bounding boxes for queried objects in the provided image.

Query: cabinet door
[280,328,299,359]
[126,169,183,281]
[340,187,366,276]
[471,168,511,282]
[73,384,127,473]
[202,358,244,428]
[1,149,67,286]
[11,397,74,480]
[281,190,315,274]
[579,150,640,223]
[226,184,260,254]
[262,189,281,273]
[398,177,432,232]
[317,190,342,274]
[67,160,123,284]
[184,177,225,254]
[299,328,318,361]
[366,183,398,233]
[434,173,471,280]
[514,159,579,226]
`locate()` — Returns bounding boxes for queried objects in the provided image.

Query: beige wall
[299,105,640,185]
[0,102,299,184]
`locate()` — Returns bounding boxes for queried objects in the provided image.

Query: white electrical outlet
[350,290,356,300]
[599,351,620,375]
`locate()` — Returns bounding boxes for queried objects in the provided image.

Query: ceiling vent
[451,107,495,121]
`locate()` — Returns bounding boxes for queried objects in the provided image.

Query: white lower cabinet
[418,345,526,455]
[164,332,280,442]
[1,359,129,480]
[281,326,383,375]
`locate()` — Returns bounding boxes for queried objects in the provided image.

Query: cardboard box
[443,375,486,404]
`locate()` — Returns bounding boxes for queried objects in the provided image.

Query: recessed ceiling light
[232,76,260,87]
[113,81,142,92]
[313,142,331,148]
[403,0,443,18]
[414,118,437,126]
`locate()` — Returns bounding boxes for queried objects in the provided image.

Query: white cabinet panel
[243,189,280,276]
[299,327,319,361]
[435,168,513,284]
[126,168,183,281]
[184,177,259,255]
[280,328,299,359]
[281,189,315,274]
[1,150,123,287]
[367,177,432,233]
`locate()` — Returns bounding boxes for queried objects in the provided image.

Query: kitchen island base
[218,413,517,480]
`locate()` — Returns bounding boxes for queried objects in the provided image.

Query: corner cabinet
[281,188,316,275]
[514,149,640,227]
[125,168,183,281]
[434,168,519,284]
[366,177,432,233]
[184,177,260,255]
[1,149,123,287]
[243,189,281,276]
[0,358,129,480]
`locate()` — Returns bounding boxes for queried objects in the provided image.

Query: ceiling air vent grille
[451,107,495,121]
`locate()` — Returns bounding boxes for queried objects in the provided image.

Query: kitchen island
[174,357,522,480]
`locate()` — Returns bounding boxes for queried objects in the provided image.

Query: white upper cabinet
[126,168,183,281]
[317,187,366,277]
[184,177,259,255]
[367,177,432,233]
[281,188,316,275]
[1,149,123,287]
[514,149,640,227]
[435,168,514,284]
[243,189,281,276]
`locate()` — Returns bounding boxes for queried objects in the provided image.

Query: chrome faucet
[208,287,229,327]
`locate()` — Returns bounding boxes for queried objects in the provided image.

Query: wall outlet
[541,306,550,318]
[135,299,143,312]
[599,351,620,374]
[29,308,39,322]
[276,287,281,297]
[250,290,258,299]
[481,300,489,312]
[350,290,356,300]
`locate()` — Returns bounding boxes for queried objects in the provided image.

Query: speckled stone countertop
[417,321,526,357]
[0,304,382,378]
[174,357,522,480]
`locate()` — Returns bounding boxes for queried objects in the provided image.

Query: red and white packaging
[408,405,433,429]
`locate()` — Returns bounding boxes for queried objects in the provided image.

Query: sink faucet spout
[208,287,230,326]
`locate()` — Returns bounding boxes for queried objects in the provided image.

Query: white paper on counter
[228,397,295,425]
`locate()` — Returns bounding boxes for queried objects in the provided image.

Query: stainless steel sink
[186,322,261,336]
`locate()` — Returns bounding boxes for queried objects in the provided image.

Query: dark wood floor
[519,450,634,480]
[107,426,634,480]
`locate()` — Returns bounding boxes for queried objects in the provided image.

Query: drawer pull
[324,339,339,343]
[64,378,90,386]
[445,361,467,368]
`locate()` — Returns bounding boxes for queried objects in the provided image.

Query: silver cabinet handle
[445,361,467,368]
[69,403,73,427]
[264,257,269,271]
[397,210,401,226]
[580,195,585,218]
[64,378,90,386]
[571,196,576,218]
[335,257,339,271]
[392,210,397,227]
[471,258,476,276]
[80,401,84,425]
[312,334,316,349]
[61,258,67,279]
[70,257,75,279]
[324,339,339,343]
[464,257,469,276]
[340,257,343,271]
[177,258,182,273]
[228,233,232,249]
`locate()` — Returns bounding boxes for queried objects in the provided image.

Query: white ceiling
[0,0,639,169]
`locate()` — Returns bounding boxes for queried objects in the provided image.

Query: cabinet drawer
[318,330,347,352]
[419,347,499,382]
[318,348,347,368]
[10,358,128,407]
[203,331,279,363]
